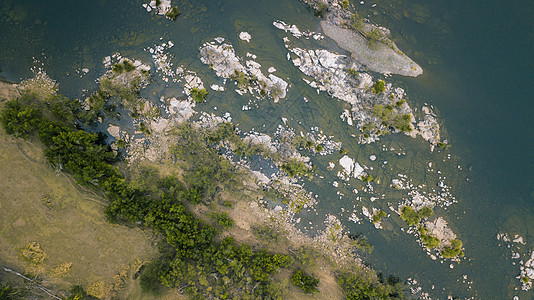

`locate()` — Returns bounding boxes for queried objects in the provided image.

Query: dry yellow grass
[0,119,159,298]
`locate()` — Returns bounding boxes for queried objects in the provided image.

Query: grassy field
[0,121,164,299]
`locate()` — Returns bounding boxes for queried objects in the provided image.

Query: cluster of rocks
[273,20,324,40]
[298,0,423,77]
[101,54,151,85]
[274,22,442,146]
[142,0,172,16]
[145,41,177,82]
[199,38,289,102]
[18,68,57,101]
[337,155,365,180]
[496,232,534,291]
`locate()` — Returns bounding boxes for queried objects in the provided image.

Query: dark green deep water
[1,0,533,298]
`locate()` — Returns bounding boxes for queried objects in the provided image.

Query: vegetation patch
[190,87,208,103]
[112,60,136,74]
[1,88,409,298]
[348,233,374,254]
[372,80,385,94]
[18,242,47,265]
[0,281,25,300]
[371,210,387,224]
[347,68,360,77]
[421,234,440,249]
[252,225,281,244]
[230,70,252,89]
[291,269,319,294]
[166,7,181,21]
[313,3,328,18]
[49,262,73,278]
[211,212,235,229]
[370,104,413,133]
[440,239,464,258]
[399,206,434,226]
[337,270,404,299]
[281,159,312,178]
[360,174,375,183]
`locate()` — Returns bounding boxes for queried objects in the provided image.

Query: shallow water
[1,0,533,298]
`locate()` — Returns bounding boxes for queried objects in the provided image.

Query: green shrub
[281,159,311,178]
[139,121,151,135]
[166,7,181,21]
[420,234,440,249]
[0,281,25,300]
[0,99,42,138]
[112,63,123,74]
[314,3,328,18]
[139,262,165,295]
[400,206,434,226]
[231,71,251,89]
[116,139,127,149]
[350,13,364,30]
[361,174,374,183]
[437,142,451,149]
[65,285,97,300]
[372,80,385,94]
[190,87,208,103]
[291,269,319,294]
[122,60,136,72]
[399,206,420,226]
[337,271,404,300]
[371,210,387,223]
[346,68,359,77]
[395,99,405,108]
[367,28,384,48]
[392,114,412,132]
[252,225,281,243]
[440,239,464,258]
[348,233,373,254]
[418,206,434,218]
[212,212,234,229]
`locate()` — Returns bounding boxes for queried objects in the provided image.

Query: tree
[0,99,42,137]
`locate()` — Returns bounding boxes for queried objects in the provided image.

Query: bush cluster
[291,269,319,294]
[337,271,404,299]
[399,206,434,226]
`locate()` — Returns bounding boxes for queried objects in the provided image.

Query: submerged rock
[239,31,252,42]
